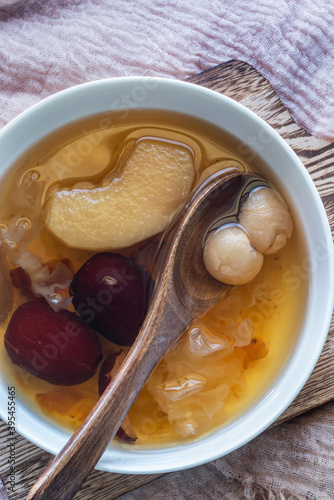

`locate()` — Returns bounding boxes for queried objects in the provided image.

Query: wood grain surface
[0,60,333,500]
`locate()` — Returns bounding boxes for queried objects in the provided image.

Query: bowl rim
[0,76,333,474]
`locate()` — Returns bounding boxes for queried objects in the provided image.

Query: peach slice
[45,139,196,250]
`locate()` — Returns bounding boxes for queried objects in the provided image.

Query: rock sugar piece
[45,139,196,250]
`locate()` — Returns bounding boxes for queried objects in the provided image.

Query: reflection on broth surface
[0,110,308,446]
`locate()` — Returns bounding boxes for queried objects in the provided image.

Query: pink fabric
[0,0,334,140]
[0,1,333,499]
[119,401,334,500]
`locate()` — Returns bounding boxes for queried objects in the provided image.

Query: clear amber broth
[0,110,308,446]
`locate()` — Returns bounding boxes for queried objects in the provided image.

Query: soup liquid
[0,110,308,446]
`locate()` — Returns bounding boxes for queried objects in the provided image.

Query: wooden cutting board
[0,60,333,500]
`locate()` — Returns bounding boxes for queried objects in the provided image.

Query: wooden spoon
[27,168,259,500]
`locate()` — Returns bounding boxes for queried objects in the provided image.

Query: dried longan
[203,225,264,285]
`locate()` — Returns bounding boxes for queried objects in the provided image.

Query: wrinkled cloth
[0,1,333,499]
[0,0,334,140]
[118,401,334,500]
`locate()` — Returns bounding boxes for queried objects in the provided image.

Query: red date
[4,302,102,385]
[70,252,154,346]
[98,350,123,395]
[10,267,36,301]
[98,351,136,441]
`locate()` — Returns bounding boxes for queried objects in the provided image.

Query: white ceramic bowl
[0,78,333,474]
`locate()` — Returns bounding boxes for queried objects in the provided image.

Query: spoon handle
[27,293,189,500]
[27,169,241,500]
